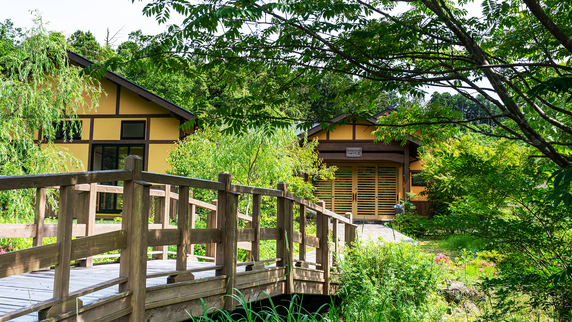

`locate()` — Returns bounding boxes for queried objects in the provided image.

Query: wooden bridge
[0,156,357,322]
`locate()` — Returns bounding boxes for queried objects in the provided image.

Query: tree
[0,16,101,218]
[68,30,103,62]
[132,0,572,167]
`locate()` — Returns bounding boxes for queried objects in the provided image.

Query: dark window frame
[91,143,145,213]
[120,120,146,140]
[54,120,82,141]
[411,170,427,187]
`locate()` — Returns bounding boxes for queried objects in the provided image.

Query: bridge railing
[0,155,357,321]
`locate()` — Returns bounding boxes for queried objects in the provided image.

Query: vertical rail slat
[332,218,339,266]
[283,194,295,294]
[345,212,355,248]
[216,172,238,311]
[317,200,330,295]
[33,188,46,247]
[299,204,307,268]
[247,194,263,271]
[189,203,196,257]
[169,186,192,283]
[276,183,286,268]
[205,199,217,261]
[78,183,97,267]
[161,184,171,260]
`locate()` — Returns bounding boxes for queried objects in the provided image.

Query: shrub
[337,239,447,321]
[392,198,430,237]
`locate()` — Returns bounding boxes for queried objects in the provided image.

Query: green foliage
[68,30,103,62]
[0,15,101,219]
[392,196,430,238]
[337,240,446,321]
[418,132,572,318]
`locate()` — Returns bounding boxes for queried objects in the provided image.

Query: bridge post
[216,172,239,311]
[316,200,330,295]
[78,183,97,267]
[120,155,150,322]
[276,182,294,294]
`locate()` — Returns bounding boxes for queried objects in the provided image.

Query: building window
[411,171,427,187]
[121,121,145,140]
[54,120,82,141]
[91,144,145,213]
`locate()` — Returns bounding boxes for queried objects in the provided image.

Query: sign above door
[346,147,363,158]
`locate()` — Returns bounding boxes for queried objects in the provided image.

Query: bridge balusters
[168,185,192,283]
[77,182,97,267]
[205,199,217,261]
[345,212,356,248]
[246,194,263,271]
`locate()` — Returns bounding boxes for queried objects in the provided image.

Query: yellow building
[39,52,195,213]
[301,113,428,221]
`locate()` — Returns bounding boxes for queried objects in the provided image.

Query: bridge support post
[33,187,46,247]
[216,172,239,311]
[120,156,150,322]
[316,200,330,295]
[277,182,294,294]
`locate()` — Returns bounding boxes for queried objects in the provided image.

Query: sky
[1,0,180,45]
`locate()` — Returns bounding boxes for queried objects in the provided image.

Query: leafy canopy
[130,0,572,167]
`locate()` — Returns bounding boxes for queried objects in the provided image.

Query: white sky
[1,0,180,46]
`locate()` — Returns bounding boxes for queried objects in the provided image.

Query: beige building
[301,113,428,220]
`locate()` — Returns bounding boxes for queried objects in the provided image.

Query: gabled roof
[298,108,395,139]
[298,109,420,150]
[68,51,196,121]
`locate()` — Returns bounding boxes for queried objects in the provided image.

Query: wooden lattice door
[314,163,399,219]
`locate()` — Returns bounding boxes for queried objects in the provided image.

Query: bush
[392,199,430,237]
[337,240,447,321]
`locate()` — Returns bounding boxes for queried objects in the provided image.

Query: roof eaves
[68,51,196,121]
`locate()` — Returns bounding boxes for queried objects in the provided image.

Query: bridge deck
[1,260,240,321]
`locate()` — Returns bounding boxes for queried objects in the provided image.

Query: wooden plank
[231,184,283,197]
[40,224,87,238]
[176,186,190,271]
[0,224,36,238]
[33,188,46,246]
[53,185,75,300]
[306,235,320,249]
[333,218,339,266]
[235,281,285,304]
[81,183,97,267]
[287,193,324,213]
[344,212,355,248]
[235,267,285,286]
[237,242,252,251]
[237,228,255,242]
[260,228,279,241]
[322,209,352,225]
[161,184,171,260]
[293,267,324,281]
[146,275,226,308]
[318,200,330,296]
[205,200,217,260]
[71,230,127,260]
[146,265,223,279]
[293,281,324,295]
[250,194,261,265]
[283,194,295,294]
[147,228,180,246]
[215,172,238,311]
[276,182,286,270]
[299,204,307,267]
[120,156,148,322]
[293,231,302,244]
[47,292,132,322]
[189,197,216,211]
[141,172,224,191]
[0,243,60,278]
[0,169,132,191]
[318,152,405,163]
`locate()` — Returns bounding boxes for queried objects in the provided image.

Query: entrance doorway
[314,162,399,219]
